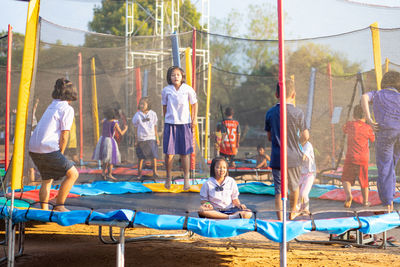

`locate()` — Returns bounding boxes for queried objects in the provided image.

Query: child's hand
[238,204,247,210]
[124,125,128,131]
[366,118,379,132]
[134,140,138,147]
[156,139,160,145]
[202,202,213,210]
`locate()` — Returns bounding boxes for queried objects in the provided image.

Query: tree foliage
[88,0,201,36]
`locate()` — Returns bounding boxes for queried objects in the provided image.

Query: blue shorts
[218,206,241,215]
[163,123,193,155]
[29,150,74,181]
[272,167,301,195]
[136,140,158,160]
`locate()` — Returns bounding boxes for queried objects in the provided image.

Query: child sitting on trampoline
[342,104,375,208]
[29,78,79,212]
[255,144,270,168]
[132,97,159,179]
[93,108,128,181]
[199,157,253,219]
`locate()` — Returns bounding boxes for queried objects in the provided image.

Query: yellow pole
[11,0,40,190]
[204,63,212,161]
[185,48,192,86]
[385,58,390,73]
[370,22,383,90]
[91,57,100,145]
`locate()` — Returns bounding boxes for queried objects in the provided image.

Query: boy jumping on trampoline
[341,104,375,208]
[132,97,159,179]
[29,78,79,212]
[265,80,309,221]
[199,157,252,219]
[216,107,240,167]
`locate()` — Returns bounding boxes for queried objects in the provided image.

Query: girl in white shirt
[296,141,316,214]
[29,78,79,212]
[199,157,252,219]
[161,66,198,190]
[132,97,159,179]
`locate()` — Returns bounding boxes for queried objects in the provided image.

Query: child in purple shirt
[361,71,400,212]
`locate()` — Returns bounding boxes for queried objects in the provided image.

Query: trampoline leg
[117,227,125,267]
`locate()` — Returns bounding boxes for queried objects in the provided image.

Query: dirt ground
[3,222,400,267]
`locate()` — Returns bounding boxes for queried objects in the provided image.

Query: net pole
[327,63,335,168]
[135,68,142,108]
[277,0,287,266]
[91,57,100,169]
[370,22,382,90]
[171,33,181,67]
[5,25,12,171]
[192,29,197,94]
[305,67,316,130]
[385,58,389,74]
[204,63,212,162]
[185,48,196,176]
[78,52,83,165]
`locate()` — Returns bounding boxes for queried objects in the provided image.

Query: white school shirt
[161,83,197,124]
[132,110,158,141]
[301,142,316,175]
[200,176,239,209]
[29,100,74,153]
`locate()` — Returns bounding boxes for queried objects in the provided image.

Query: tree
[88,0,201,36]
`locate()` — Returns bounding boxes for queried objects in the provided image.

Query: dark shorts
[272,167,301,195]
[29,150,74,181]
[219,152,235,163]
[163,123,193,155]
[198,206,240,218]
[136,140,159,160]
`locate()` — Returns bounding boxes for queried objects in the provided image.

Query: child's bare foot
[183,181,191,191]
[107,175,117,181]
[54,205,70,212]
[344,198,352,208]
[363,201,370,207]
[289,211,300,220]
[164,178,171,190]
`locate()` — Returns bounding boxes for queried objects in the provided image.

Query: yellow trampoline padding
[144,183,201,193]
[11,0,40,190]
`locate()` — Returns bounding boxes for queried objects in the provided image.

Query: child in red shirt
[342,105,375,208]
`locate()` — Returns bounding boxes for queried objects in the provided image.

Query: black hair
[103,107,117,120]
[353,104,364,120]
[257,144,264,150]
[224,107,234,117]
[139,97,151,110]
[210,157,229,178]
[275,79,295,99]
[52,78,77,101]
[381,71,400,91]
[166,66,186,85]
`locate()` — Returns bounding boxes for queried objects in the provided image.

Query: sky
[1,0,400,39]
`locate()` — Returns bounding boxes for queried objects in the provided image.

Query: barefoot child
[29,78,79,211]
[162,66,198,190]
[93,108,128,181]
[199,157,252,219]
[132,97,159,179]
[297,141,316,214]
[255,144,270,168]
[342,104,375,208]
[265,81,309,220]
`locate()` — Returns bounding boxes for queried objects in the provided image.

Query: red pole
[135,68,142,108]
[78,52,83,164]
[278,1,287,204]
[190,29,197,172]
[327,63,335,167]
[5,25,13,171]
[278,0,287,265]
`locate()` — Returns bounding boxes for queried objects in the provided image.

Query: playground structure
[1,0,400,266]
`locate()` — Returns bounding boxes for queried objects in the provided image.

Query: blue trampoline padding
[188,217,256,238]
[1,207,400,241]
[238,182,275,195]
[69,181,152,196]
[0,197,30,208]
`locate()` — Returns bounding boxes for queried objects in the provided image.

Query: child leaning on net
[198,157,253,219]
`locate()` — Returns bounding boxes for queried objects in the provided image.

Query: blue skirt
[163,123,193,155]
[136,140,159,160]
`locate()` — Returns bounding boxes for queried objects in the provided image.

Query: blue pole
[170,32,181,67]
[305,67,316,130]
